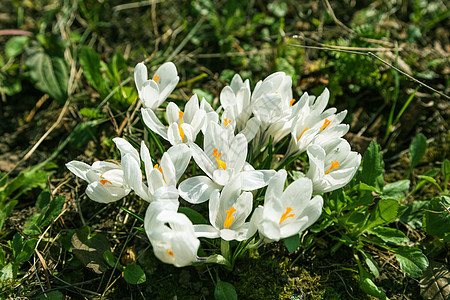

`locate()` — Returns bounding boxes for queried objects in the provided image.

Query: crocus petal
[66,161,90,181]
[141,108,169,140]
[113,138,140,163]
[240,170,276,191]
[122,153,149,201]
[141,80,160,109]
[193,224,220,239]
[167,144,192,182]
[178,176,220,204]
[134,63,147,91]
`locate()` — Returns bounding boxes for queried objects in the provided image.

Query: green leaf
[214,280,238,300]
[359,277,388,299]
[423,196,450,240]
[123,264,146,284]
[15,238,37,264]
[193,88,214,104]
[71,227,111,274]
[103,250,121,269]
[364,199,399,231]
[284,234,301,253]
[79,108,106,119]
[393,246,428,278]
[79,46,107,96]
[382,180,410,200]
[359,251,379,277]
[178,207,207,224]
[0,200,18,233]
[443,159,450,186]
[6,36,30,59]
[368,227,409,244]
[11,233,23,259]
[359,141,384,188]
[0,247,5,266]
[0,263,14,282]
[409,133,427,170]
[35,291,63,300]
[36,190,51,210]
[25,49,68,105]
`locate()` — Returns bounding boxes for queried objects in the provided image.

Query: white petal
[122,153,149,201]
[190,143,215,177]
[167,144,192,182]
[66,161,90,181]
[141,108,168,140]
[178,176,220,204]
[240,117,260,142]
[113,138,139,163]
[240,170,276,191]
[134,63,147,92]
[193,224,220,239]
[141,80,160,109]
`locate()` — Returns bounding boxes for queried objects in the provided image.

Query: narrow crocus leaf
[214,280,237,300]
[393,246,428,278]
[123,264,146,284]
[359,141,384,188]
[409,133,427,170]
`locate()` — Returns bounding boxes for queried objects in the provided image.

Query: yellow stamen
[224,207,236,228]
[325,161,340,174]
[320,118,331,131]
[154,164,166,183]
[279,207,295,224]
[166,249,174,257]
[224,118,232,127]
[213,149,227,170]
[297,127,310,142]
[290,98,295,106]
[178,111,185,140]
[100,174,112,185]
[153,75,160,83]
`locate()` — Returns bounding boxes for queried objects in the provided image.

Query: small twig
[0,29,32,36]
[287,44,450,100]
[322,0,357,36]
[439,202,450,214]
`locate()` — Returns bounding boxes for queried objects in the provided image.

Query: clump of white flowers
[67,62,361,268]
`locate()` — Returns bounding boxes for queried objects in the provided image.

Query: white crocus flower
[134,62,179,110]
[193,176,257,241]
[179,122,275,204]
[255,169,323,242]
[113,138,191,205]
[306,138,361,194]
[144,202,200,267]
[251,72,299,149]
[141,94,206,146]
[66,161,131,203]
[284,88,349,159]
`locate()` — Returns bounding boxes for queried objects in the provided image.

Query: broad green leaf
[364,199,399,231]
[0,200,17,233]
[79,46,107,96]
[359,277,388,299]
[359,251,379,278]
[79,108,106,119]
[25,50,68,105]
[193,88,214,104]
[178,207,207,224]
[0,168,47,203]
[15,238,38,264]
[35,291,63,300]
[123,264,146,284]
[6,36,30,59]
[0,263,14,282]
[11,233,23,259]
[359,141,384,188]
[423,196,450,241]
[368,227,409,244]
[39,195,65,227]
[393,246,428,278]
[36,190,51,210]
[409,133,427,170]
[103,250,121,269]
[214,280,238,300]
[382,180,410,200]
[284,234,301,252]
[71,227,110,274]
